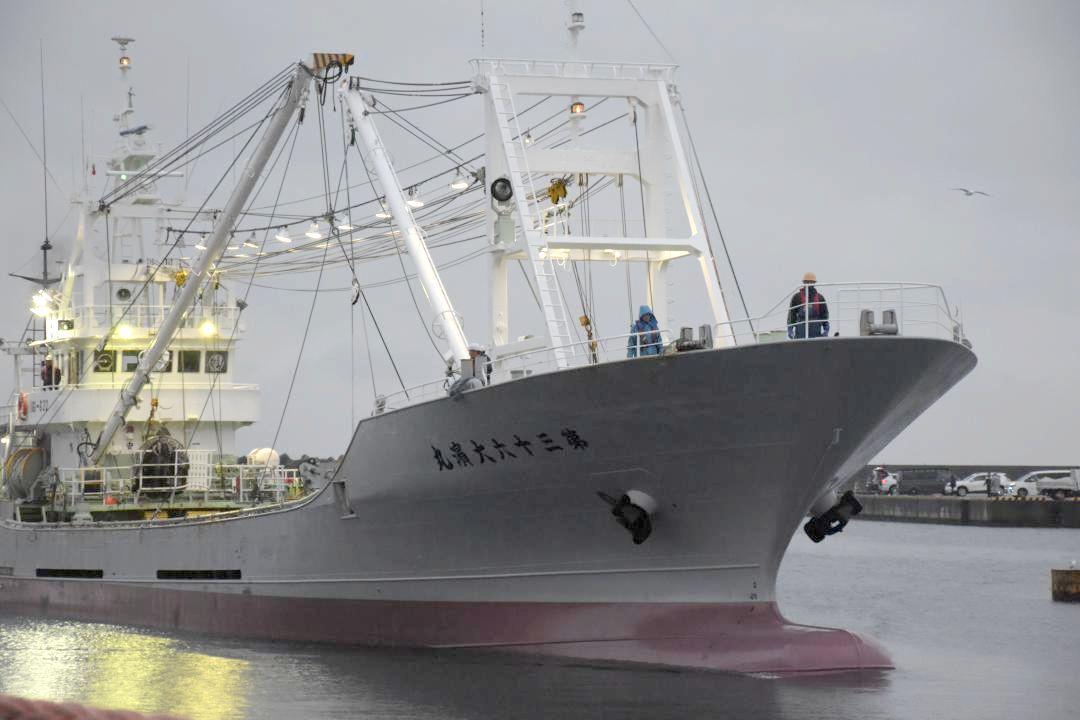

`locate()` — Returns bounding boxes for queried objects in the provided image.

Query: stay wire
[625,0,677,63]
[353,141,443,359]
[679,104,754,331]
[182,118,303,448]
[102,66,295,204]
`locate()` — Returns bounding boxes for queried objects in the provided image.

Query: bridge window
[206,351,228,374]
[178,350,201,373]
[93,350,116,373]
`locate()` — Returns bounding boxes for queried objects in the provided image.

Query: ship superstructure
[2,40,285,522]
[0,21,976,675]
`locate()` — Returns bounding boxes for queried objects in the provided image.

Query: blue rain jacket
[627,305,662,358]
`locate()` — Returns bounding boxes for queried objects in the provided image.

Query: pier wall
[857,496,1080,529]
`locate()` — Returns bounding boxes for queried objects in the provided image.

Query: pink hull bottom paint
[0,579,891,675]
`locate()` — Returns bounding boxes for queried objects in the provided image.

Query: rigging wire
[625,0,678,63]
[101,65,296,204]
[0,93,64,194]
[365,93,475,114]
[351,140,444,359]
[350,75,472,87]
[182,118,304,447]
[249,95,554,212]
[678,104,754,332]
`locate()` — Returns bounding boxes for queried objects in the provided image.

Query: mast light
[305,222,324,240]
[570,100,586,115]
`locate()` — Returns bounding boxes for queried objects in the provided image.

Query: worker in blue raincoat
[627,305,663,358]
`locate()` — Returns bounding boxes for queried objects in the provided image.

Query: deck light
[119,55,131,69]
[195,234,207,250]
[199,320,217,337]
[335,215,355,231]
[523,130,534,145]
[406,187,424,209]
[570,100,586,115]
[450,169,469,191]
[242,240,258,249]
[304,222,324,240]
[274,230,292,243]
[375,202,391,220]
[117,324,134,340]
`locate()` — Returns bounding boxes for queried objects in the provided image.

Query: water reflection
[0,618,249,719]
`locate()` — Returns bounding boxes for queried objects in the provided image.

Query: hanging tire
[957,487,968,497]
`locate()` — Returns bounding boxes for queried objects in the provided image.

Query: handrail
[373,281,967,415]
[55,460,303,507]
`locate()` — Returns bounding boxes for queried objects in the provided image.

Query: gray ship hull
[0,337,975,674]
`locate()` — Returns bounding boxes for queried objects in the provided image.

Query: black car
[897,468,952,495]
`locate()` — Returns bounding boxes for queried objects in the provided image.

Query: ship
[0,22,975,675]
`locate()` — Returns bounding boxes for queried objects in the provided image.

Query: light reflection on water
[0,622,249,719]
[0,521,1077,720]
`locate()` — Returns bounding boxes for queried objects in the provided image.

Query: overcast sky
[1,1,1077,464]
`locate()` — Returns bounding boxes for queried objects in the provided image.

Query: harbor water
[1,520,1077,720]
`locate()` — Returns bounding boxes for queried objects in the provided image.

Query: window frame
[177,350,201,373]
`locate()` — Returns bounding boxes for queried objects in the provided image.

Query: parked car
[954,472,1011,497]
[865,467,899,495]
[1008,472,1042,498]
[1027,469,1079,499]
[898,467,952,495]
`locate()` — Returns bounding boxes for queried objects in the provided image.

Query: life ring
[16,392,29,420]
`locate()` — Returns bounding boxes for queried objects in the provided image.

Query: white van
[1029,469,1080,499]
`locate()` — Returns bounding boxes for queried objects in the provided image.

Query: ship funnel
[598,489,657,544]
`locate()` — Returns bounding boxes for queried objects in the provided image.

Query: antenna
[39,40,48,260]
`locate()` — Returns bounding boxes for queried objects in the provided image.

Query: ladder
[488,77,576,367]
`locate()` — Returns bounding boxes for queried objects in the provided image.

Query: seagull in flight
[952,187,990,197]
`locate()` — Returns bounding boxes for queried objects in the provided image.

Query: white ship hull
[0,337,975,674]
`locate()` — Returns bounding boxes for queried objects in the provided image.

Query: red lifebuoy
[16,392,29,420]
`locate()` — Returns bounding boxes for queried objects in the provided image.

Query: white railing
[56,458,302,508]
[376,329,675,413]
[67,304,240,337]
[713,282,966,347]
[373,282,966,415]
[471,58,677,82]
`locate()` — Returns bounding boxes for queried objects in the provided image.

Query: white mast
[89,62,311,464]
[340,84,471,363]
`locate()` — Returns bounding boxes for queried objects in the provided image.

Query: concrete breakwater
[856,495,1080,528]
